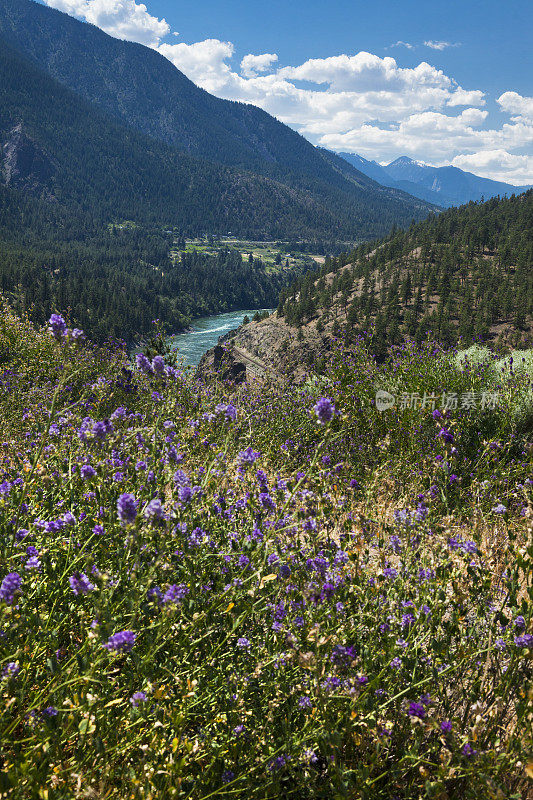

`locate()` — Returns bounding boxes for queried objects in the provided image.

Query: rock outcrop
[196,342,247,384]
[2,123,56,198]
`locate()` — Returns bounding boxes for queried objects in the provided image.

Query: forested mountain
[0,38,317,343]
[226,192,533,375]
[0,38,367,239]
[338,152,532,208]
[0,0,435,240]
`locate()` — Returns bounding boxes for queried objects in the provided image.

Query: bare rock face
[2,124,56,197]
[196,342,247,384]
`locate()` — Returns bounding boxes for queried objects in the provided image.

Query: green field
[170,236,325,275]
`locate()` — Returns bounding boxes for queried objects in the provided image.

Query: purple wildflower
[279,563,291,578]
[103,630,136,654]
[259,492,276,512]
[331,644,356,665]
[514,634,533,648]
[438,427,454,444]
[237,447,260,467]
[69,573,95,595]
[48,314,68,340]
[117,493,138,526]
[24,556,40,571]
[162,584,189,605]
[313,397,335,424]
[144,498,165,522]
[130,691,147,707]
[152,356,165,376]
[215,402,237,421]
[80,464,96,480]
[135,353,153,375]
[408,702,426,719]
[2,662,20,679]
[269,755,290,772]
[0,573,22,604]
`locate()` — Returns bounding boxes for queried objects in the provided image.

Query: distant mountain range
[0,0,435,240]
[337,153,532,208]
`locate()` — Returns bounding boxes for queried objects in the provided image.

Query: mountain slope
[0,175,311,342]
[0,36,424,239]
[220,191,533,376]
[339,152,531,208]
[334,153,399,189]
[0,0,435,236]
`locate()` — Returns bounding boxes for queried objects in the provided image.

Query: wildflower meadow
[0,305,532,799]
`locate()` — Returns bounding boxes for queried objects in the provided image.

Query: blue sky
[39,0,533,183]
[147,0,532,97]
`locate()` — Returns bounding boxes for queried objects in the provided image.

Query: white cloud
[447,88,485,107]
[497,91,533,122]
[278,53,452,94]
[452,150,533,185]
[423,40,460,50]
[44,0,169,47]
[158,39,235,91]
[388,41,413,49]
[320,109,533,173]
[240,53,278,78]
[151,42,533,183]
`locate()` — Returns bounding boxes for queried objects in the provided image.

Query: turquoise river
[166,309,271,367]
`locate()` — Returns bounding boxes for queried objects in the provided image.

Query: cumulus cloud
[497,92,533,122]
[277,53,453,94]
[240,53,278,78]
[322,112,533,178]
[424,40,460,50]
[452,150,533,185]
[153,43,533,184]
[158,39,235,91]
[44,0,169,47]
[447,88,485,107]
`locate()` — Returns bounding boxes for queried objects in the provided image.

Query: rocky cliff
[2,124,56,198]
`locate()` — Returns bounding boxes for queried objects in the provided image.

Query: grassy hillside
[0,303,531,798]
